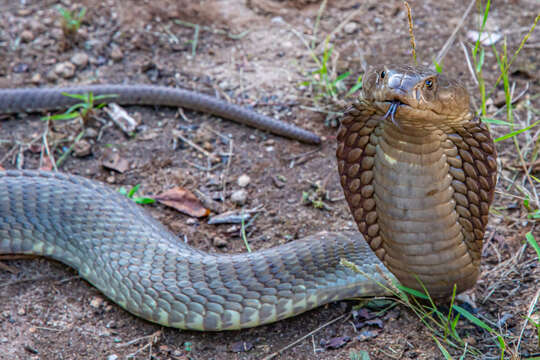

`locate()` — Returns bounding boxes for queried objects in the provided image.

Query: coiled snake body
[0,65,497,330]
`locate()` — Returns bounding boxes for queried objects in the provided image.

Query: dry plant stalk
[404,1,417,65]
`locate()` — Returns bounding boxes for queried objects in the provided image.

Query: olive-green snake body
[0,65,497,330]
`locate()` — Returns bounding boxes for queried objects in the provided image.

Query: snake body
[0,84,321,145]
[0,66,497,330]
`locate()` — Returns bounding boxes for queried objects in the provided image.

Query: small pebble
[107,355,118,360]
[17,8,32,16]
[53,62,76,78]
[71,53,89,68]
[31,73,42,84]
[230,189,248,205]
[28,19,44,32]
[0,337,8,343]
[50,27,63,40]
[90,297,104,308]
[73,140,92,157]
[344,22,358,34]
[20,30,35,42]
[237,174,251,187]
[46,70,58,81]
[84,128,99,138]
[110,46,123,61]
[17,307,26,316]
[213,237,228,247]
[202,141,213,152]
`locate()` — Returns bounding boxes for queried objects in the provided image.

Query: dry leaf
[155,187,210,218]
[101,148,129,173]
[39,155,54,171]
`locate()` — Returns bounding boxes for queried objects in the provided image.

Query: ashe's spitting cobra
[0,65,497,331]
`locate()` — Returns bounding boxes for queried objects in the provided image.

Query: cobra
[0,65,497,330]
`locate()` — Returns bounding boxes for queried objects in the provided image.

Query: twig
[311,0,327,49]
[42,120,58,172]
[283,148,320,161]
[221,138,234,205]
[116,330,162,348]
[183,159,222,172]
[0,261,19,274]
[461,41,478,85]
[314,4,366,53]
[173,130,212,157]
[434,0,475,66]
[262,313,348,360]
[516,288,540,352]
[56,130,85,168]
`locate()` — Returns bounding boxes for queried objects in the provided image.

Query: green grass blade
[433,59,443,73]
[481,117,513,126]
[433,336,453,360]
[346,77,363,96]
[494,120,540,142]
[133,197,156,205]
[41,112,80,121]
[526,231,540,260]
[452,305,493,332]
[397,285,429,299]
[60,92,87,100]
[128,184,141,198]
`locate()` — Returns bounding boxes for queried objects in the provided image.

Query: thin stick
[173,131,212,158]
[434,0,475,66]
[516,288,540,352]
[116,330,161,348]
[262,313,347,360]
[41,122,58,172]
[314,5,366,53]
[461,41,479,85]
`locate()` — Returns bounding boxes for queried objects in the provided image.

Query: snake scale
[0,65,497,330]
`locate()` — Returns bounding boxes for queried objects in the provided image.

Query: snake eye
[425,79,433,89]
[380,70,386,79]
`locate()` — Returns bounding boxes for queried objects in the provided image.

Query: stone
[73,140,92,157]
[90,296,104,308]
[237,174,251,187]
[20,30,35,42]
[213,237,228,247]
[53,62,76,78]
[71,52,89,68]
[344,22,358,34]
[30,73,42,84]
[110,46,123,61]
[230,189,248,205]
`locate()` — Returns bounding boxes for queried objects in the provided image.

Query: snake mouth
[382,100,406,126]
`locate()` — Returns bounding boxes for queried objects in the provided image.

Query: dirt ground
[0,0,539,359]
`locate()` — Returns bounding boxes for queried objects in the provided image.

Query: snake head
[362,65,473,129]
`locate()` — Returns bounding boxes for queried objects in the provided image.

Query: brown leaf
[101,148,129,173]
[39,155,54,171]
[155,187,210,218]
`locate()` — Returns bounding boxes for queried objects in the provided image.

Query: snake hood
[362,65,473,129]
